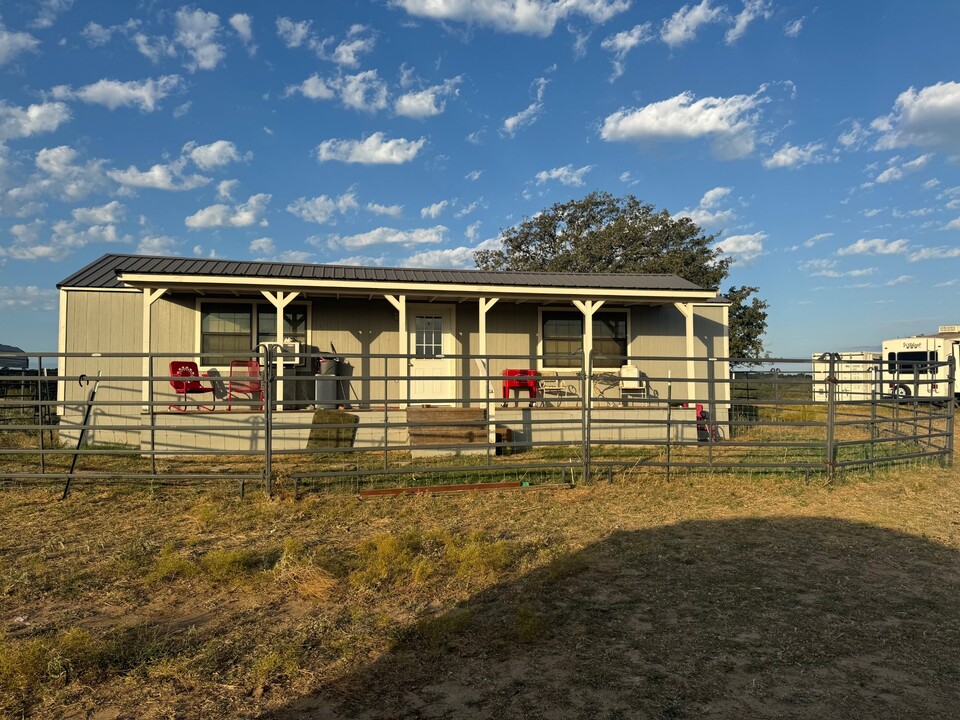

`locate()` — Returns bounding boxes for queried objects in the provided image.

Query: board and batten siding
[61,289,143,446]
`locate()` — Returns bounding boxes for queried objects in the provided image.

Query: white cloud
[390,0,630,36]
[763,141,829,169]
[837,120,870,150]
[600,23,653,81]
[678,186,736,228]
[836,238,909,256]
[0,217,128,261]
[945,217,960,231]
[908,246,960,262]
[133,31,176,63]
[31,0,73,29]
[405,236,501,269]
[0,24,40,65]
[0,286,58,311]
[0,101,70,141]
[51,76,184,112]
[395,76,462,119]
[535,164,593,186]
[502,78,548,137]
[26,145,108,202]
[185,193,271,228]
[465,169,483,181]
[800,259,876,278]
[175,7,225,72]
[217,179,238,200]
[71,200,124,225]
[886,275,912,286]
[109,160,210,192]
[872,81,960,152]
[276,17,312,48]
[287,74,336,101]
[338,70,389,112]
[725,0,771,45]
[661,0,725,48]
[229,13,255,53]
[804,232,833,248]
[287,192,358,224]
[249,237,275,255]
[874,153,932,183]
[137,234,180,255]
[367,202,403,217]
[784,17,804,37]
[455,198,485,218]
[421,200,448,219]
[601,87,766,159]
[328,225,448,249]
[333,25,375,67]
[712,232,765,263]
[183,139,250,170]
[316,133,425,164]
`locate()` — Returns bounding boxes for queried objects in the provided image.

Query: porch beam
[573,299,605,368]
[142,287,167,410]
[477,297,500,444]
[385,294,408,407]
[675,302,696,402]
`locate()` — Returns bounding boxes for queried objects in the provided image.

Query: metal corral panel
[811,352,881,402]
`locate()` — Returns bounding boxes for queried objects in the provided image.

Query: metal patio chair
[168,360,215,412]
[227,359,264,411]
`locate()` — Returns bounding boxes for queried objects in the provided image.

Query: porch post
[384,294,407,408]
[675,302,696,402]
[262,290,301,411]
[478,297,499,443]
[142,287,167,411]
[573,298,605,362]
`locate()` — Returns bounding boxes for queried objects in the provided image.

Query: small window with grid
[415,315,443,357]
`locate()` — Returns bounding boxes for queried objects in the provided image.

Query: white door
[408,305,457,405]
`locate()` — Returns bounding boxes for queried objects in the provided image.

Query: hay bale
[406,407,487,447]
[306,409,358,449]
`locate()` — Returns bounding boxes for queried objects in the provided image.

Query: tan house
[57,253,730,448]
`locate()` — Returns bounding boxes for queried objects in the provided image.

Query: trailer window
[890,351,938,375]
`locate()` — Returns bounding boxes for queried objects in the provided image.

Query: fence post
[581,349,591,485]
[947,357,955,467]
[826,354,837,481]
[263,344,274,497]
[37,355,45,476]
[707,358,716,464]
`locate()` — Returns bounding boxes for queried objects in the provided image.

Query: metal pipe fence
[0,349,952,496]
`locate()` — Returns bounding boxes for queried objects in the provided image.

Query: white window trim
[536,306,632,372]
[193,297,312,369]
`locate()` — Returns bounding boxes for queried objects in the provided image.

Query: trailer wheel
[893,384,911,399]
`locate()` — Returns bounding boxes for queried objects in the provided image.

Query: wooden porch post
[384,294,407,408]
[262,290,301,410]
[573,298,605,364]
[675,302,696,402]
[142,287,167,411]
[478,297,499,442]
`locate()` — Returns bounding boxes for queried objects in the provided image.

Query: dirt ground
[3,458,960,719]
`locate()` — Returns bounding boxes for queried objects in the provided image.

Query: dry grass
[1,443,960,717]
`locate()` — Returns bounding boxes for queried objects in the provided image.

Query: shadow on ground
[261,517,960,719]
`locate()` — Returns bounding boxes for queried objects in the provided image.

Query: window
[888,350,938,376]
[414,315,443,357]
[200,302,308,365]
[541,310,628,368]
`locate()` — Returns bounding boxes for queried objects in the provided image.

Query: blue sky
[1,0,959,357]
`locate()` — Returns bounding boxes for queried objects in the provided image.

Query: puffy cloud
[601,87,766,159]
[175,7,225,72]
[601,23,653,81]
[836,238,909,256]
[535,164,593,187]
[133,32,177,63]
[799,259,876,278]
[276,17,312,48]
[333,25,375,66]
[137,235,181,255]
[367,202,403,217]
[229,13,254,52]
[316,133,425,164]
[678,186,736,228]
[908,246,960,262]
[872,81,960,151]
[327,225,447,249]
[837,120,870,150]
[27,145,108,202]
[763,141,830,169]
[71,200,124,225]
[395,77,462,119]
[185,193,271,228]
[502,77,548,137]
[421,200,448,219]
[217,179,239,200]
[50,76,183,112]
[390,0,630,36]
[661,0,725,47]
[287,191,358,224]
[0,24,40,65]
[31,0,73,29]
[249,237,275,254]
[0,101,70,141]
[286,71,388,112]
[0,217,129,261]
[286,74,335,100]
[183,139,250,170]
[109,160,210,192]
[725,0,772,45]
[874,153,932,184]
[0,285,58,311]
[712,232,766,263]
[405,237,501,269]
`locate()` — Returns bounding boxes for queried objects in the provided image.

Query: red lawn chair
[168,360,215,412]
[228,359,263,411]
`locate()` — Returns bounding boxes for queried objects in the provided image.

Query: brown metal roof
[57,253,709,292]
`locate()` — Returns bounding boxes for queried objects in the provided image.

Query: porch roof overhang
[114,271,718,305]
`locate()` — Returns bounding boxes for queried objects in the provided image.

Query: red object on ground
[502,368,538,402]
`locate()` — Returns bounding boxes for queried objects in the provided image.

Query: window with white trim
[541,310,628,368]
[200,302,307,365]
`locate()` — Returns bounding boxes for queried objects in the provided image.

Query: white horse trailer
[881,329,960,400]
[811,352,881,402]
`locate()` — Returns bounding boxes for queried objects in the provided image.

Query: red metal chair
[502,368,538,406]
[227,360,263,411]
[168,361,215,412]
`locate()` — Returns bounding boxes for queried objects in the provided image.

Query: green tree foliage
[474,191,768,361]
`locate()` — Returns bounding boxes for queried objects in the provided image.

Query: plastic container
[315,357,341,408]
